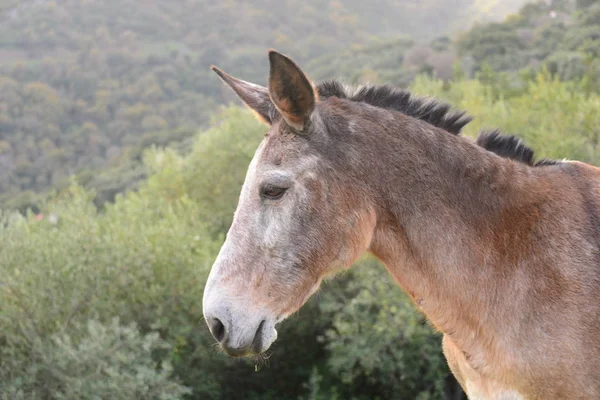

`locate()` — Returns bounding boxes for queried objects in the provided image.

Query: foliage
[319,259,449,400]
[1,318,190,400]
[0,0,529,211]
[172,107,266,236]
[306,36,458,87]
[411,70,600,165]
[457,0,600,85]
[0,168,224,397]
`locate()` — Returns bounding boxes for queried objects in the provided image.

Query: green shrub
[1,318,190,400]
[0,172,222,398]
[319,258,448,400]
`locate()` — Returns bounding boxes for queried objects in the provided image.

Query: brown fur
[204,51,600,399]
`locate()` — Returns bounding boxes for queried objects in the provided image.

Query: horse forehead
[254,141,321,176]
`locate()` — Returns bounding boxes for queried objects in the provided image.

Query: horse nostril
[208,317,226,343]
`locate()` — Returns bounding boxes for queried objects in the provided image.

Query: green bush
[545,51,588,80]
[319,259,448,400]
[0,175,222,397]
[1,318,190,400]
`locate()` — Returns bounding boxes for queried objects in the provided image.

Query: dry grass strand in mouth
[252,351,272,371]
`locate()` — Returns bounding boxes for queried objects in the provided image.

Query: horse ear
[211,66,275,125]
[268,50,316,132]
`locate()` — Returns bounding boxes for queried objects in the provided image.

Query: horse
[202,50,600,399]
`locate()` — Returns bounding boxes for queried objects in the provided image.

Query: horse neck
[352,109,535,346]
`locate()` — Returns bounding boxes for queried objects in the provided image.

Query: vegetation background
[0,0,599,399]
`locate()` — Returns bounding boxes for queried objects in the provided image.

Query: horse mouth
[217,320,278,358]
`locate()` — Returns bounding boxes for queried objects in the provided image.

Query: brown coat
[203,50,600,399]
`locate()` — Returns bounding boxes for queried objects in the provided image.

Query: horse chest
[442,335,526,400]
[464,380,525,400]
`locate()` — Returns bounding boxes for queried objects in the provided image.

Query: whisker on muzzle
[211,342,224,354]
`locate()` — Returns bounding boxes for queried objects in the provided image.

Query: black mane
[316,80,559,167]
[476,129,560,167]
[316,80,472,135]
[476,129,534,165]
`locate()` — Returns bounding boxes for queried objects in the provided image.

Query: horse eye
[260,186,287,200]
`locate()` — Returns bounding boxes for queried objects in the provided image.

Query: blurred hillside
[0,0,531,210]
[457,0,600,80]
[312,0,600,89]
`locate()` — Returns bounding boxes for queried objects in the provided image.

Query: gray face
[202,52,376,357]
